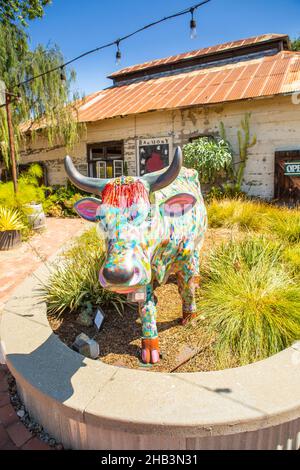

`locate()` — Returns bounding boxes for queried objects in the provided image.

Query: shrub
[197,237,300,366]
[44,183,86,217]
[0,206,25,231]
[282,243,300,276]
[267,209,300,244]
[0,179,46,209]
[40,227,128,317]
[0,163,47,212]
[183,137,233,184]
[207,198,300,240]
[207,198,265,231]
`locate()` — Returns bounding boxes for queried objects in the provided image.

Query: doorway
[275,150,300,204]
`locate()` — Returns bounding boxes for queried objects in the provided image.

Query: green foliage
[291,37,300,51]
[207,198,300,242]
[0,163,46,209]
[183,136,233,184]
[236,113,257,187]
[283,243,300,277]
[268,209,300,244]
[0,205,25,230]
[44,183,86,218]
[41,227,129,317]
[220,113,257,191]
[207,198,266,231]
[205,183,246,203]
[0,0,51,28]
[197,237,300,366]
[0,162,86,219]
[0,22,83,170]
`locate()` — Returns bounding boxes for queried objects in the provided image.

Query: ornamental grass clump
[267,208,300,244]
[197,237,300,366]
[41,227,128,317]
[0,206,25,231]
[207,198,300,241]
[207,198,266,231]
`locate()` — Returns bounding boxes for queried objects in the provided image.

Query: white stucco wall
[20,94,300,199]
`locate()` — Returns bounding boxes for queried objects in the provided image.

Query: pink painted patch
[162,193,196,217]
[74,198,101,222]
[151,350,160,363]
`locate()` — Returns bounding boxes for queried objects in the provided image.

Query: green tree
[291,36,300,51]
[0,21,83,170]
[0,0,51,28]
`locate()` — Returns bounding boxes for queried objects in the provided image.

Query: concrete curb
[1,260,300,449]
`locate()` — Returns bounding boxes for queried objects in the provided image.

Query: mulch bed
[47,228,240,373]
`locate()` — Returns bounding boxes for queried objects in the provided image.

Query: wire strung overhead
[15,0,211,89]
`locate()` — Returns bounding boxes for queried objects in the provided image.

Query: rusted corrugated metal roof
[75,51,300,123]
[109,34,289,79]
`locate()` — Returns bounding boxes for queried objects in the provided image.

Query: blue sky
[26,0,300,96]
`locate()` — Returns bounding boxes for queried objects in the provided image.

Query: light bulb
[190,18,197,39]
[60,67,66,81]
[116,49,121,66]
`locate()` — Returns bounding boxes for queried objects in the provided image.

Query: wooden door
[274,151,300,204]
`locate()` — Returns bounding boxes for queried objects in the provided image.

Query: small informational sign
[94,307,105,330]
[0,80,6,106]
[137,137,172,176]
[284,161,300,176]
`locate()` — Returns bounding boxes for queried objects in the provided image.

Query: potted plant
[0,206,25,250]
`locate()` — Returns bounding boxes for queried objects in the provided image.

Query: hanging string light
[189,7,197,39]
[13,1,211,90]
[115,40,121,66]
[60,66,66,81]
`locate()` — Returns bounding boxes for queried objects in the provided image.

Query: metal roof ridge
[108,33,289,79]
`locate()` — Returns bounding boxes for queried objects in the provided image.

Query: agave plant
[0,206,25,231]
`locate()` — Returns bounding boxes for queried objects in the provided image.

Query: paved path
[0,364,52,450]
[0,217,87,310]
[0,217,88,450]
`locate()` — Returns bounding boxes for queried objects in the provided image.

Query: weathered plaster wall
[20,95,300,198]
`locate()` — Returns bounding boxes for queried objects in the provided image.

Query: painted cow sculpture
[64,147,207,364]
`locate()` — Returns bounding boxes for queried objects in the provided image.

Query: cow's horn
[64,156,109,195]
[142,146,182,192]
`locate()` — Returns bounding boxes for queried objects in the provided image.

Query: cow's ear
[160,193,196,217]
[74,197,101,222]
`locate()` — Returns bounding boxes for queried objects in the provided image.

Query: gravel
[7,371,64,450]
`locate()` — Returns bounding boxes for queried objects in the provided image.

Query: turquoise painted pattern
[75,166,207,341]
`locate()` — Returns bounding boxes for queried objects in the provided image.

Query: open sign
[284,161,300,176]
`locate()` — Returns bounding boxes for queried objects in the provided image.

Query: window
[87,141,124,178]
[96,161,106,178]
[113,160,123,177]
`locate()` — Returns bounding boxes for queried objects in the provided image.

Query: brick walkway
[0,364,52,449]
[0,217,88,450]
[0,217,88,310]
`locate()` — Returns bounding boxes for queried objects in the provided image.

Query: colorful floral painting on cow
[64,147,207,364]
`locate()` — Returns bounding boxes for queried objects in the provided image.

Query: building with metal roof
[20,33,300,201]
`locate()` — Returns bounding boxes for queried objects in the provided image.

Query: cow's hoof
[181,312,197,326]
[141,338,160,364]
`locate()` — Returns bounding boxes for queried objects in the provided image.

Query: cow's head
[64,148,192,294]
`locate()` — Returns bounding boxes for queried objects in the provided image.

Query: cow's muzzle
[102,264,134,285]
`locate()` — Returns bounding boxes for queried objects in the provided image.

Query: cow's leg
[140,284,160,364]
[177,271,199,325]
